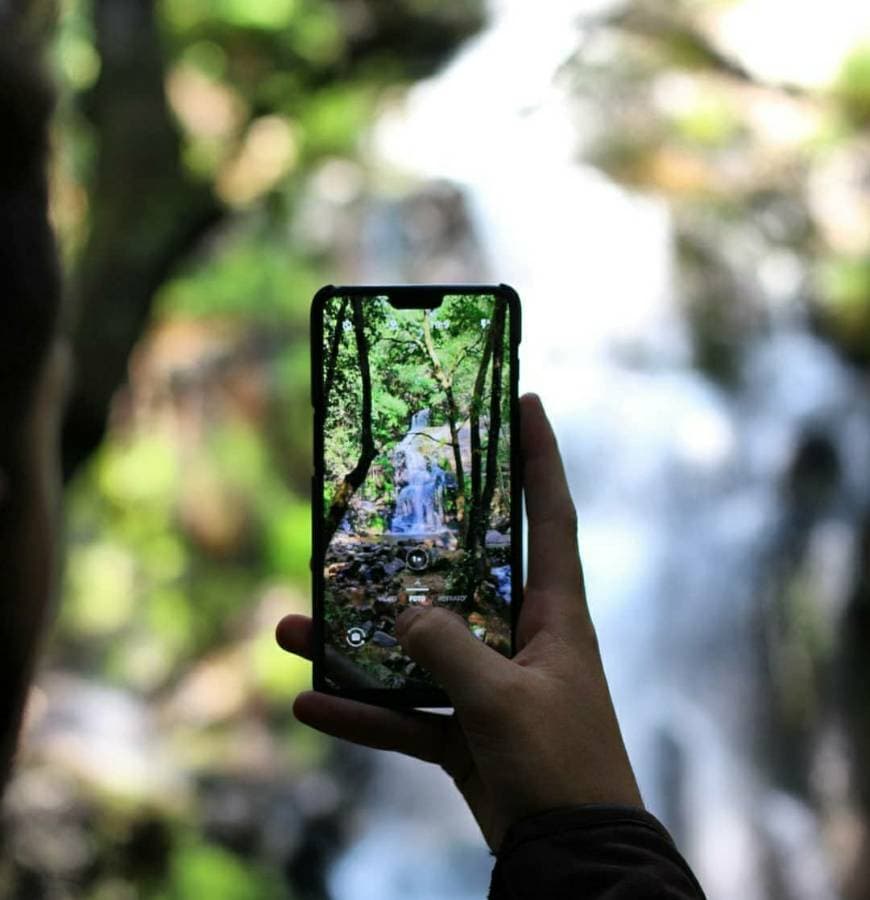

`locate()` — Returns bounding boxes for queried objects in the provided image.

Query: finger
[275,614,313,660]
[520,393,585,599]
[293,690,450,765]
[395,606,511,710]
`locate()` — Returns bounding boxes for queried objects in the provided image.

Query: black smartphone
[311,285,522,707]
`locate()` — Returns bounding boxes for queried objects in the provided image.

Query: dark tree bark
[841,514,870,900]
[324,299,377,546]
[422,309,467,526]
[467,319,493,542]
[57,0,487,483]
[323,296,349,412]
[479,301,506,539]
[463,300,506,602]
[61,0,223,481]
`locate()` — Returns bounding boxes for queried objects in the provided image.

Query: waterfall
[411,409,430,430]
[328,2,867,898]
[389,409,448,535]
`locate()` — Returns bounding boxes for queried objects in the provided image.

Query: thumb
[396,606,511,710]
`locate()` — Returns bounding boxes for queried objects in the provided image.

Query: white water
[328,2,870,898]
[390,409,447,535]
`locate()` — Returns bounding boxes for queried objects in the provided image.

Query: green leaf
[165,840,285,899]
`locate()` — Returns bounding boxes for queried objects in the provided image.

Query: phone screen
[312,287,520,703]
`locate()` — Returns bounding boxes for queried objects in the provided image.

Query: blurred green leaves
[39,0,485,894]
[264,500,310,582]
[817,255,870,362]
[158,839,286,900]
[61,412,311,690]
[836,43,870,128]
[98,436,180,509]
[65,541,137,637]
[163,0,300,33]
[156,234,319,320]
[570,3,870,379]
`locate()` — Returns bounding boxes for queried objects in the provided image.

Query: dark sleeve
[489,805,706,900]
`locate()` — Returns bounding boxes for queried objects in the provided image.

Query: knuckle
[541,499,578,534]
[561,500,579,532]
[401,605,449,649]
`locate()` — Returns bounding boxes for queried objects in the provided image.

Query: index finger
[276,615,460,773]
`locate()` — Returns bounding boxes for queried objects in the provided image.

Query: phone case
[311,285,522,707]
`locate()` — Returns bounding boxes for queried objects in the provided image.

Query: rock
[375,595,398,613]
[382,558,405,577]
[485,529,510,546]
[371,630,399,648]
[347,588,373,611]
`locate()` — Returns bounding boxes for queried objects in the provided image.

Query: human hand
[276,393,642,851]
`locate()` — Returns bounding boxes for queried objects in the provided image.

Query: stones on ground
[371,630,398,648]
[347,588,372,611]
[382,558,405,577]
[374,595,398,615]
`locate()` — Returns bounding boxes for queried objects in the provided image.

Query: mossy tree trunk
[61,0,223,481]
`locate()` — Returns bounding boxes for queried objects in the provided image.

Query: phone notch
[385,292,444,311]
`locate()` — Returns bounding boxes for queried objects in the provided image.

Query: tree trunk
[463,301,506,603]
[61,0,223,481]
[422,310,466,526]
[467,320,493,543]
[324,299,377,546]
[479,301,506,541]
[323,296,349,412]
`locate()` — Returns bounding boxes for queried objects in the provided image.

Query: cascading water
[389,409,448,535]
[328,3,867,899]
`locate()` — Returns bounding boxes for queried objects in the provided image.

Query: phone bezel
[310,284,523,708]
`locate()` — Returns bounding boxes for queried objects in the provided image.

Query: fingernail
[396,605,427,637]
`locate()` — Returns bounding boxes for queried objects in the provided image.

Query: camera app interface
[319,293,513,692]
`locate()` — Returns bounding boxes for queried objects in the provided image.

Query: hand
[276,393,642,851]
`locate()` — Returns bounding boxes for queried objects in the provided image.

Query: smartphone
[311,285,522,707]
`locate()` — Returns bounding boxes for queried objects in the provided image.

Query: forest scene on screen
[321,294,512,691]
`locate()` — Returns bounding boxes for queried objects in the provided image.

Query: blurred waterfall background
[3,0,870,898]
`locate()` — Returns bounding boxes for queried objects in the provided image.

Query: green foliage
[264,498,311,580]
[250,627,310,703]
[818,255,870,361]
[162,0,300,33]
[671,94,742,148]
[372,387,410,442]
[59,410,315,692]
[157,838,286,900]
[567,6,870,379]
[40,0,487,892]
[155,231,320,322]
[64,540,137,637]
[836,43,870,128]
[299,82,380,158]
[54,2,100,90]
[321,294,512,532]
[98,435,180,510]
